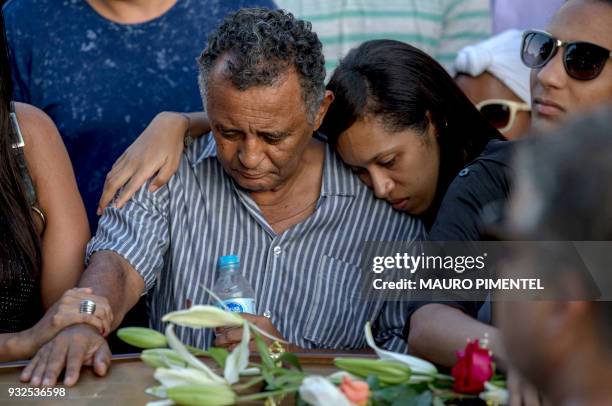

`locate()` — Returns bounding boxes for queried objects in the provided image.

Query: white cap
[454,29,531,104]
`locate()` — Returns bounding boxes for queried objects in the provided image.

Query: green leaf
[278,352,303,371]
[416,391,433,406]
[432,396,445,406]
[261,368,279,390]
[367,374,381,390]
[272,371,305,386]
[186,345,208,356]
[205,347,229,369]
[253,331,275,370]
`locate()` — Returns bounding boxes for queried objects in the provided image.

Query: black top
[0,234,41,334]
[403,139,514,338]
[429,138,513,241]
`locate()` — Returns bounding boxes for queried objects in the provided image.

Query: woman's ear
[424,110,442,139]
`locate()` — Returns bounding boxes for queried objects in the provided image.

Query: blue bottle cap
[218,254,240,268]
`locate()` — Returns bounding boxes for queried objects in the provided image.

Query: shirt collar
[320,141,358,197]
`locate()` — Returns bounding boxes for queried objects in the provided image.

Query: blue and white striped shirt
[88,136,425,352]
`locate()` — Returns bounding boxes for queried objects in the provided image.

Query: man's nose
[536,50,567,90]
[370,170,394,200]
[238,136,265,169]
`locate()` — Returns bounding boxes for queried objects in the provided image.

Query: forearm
[181,111,210,138]
[78,251,145,331]
[0,331,36,362]
[408,304,505,368]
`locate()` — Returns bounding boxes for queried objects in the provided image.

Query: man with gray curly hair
[198,8,326,123]
[21,8,424,386]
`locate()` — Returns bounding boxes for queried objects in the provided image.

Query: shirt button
[273,246,282,257]
[263,310,272,318]
[459,168,470,177]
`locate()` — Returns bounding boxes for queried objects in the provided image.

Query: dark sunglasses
[521,30,612,80]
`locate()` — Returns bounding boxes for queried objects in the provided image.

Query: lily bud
[334,358,412,385]
[117,327,167,349]
[166,384,236,406]
[141,349,187,369]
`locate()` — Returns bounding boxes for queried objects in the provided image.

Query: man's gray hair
[197,8,326,122]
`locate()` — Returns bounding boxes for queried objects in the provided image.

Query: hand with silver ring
[79,299,97,315]
[29,288,113,348]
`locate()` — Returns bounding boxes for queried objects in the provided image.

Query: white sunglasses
[476,99,531,133]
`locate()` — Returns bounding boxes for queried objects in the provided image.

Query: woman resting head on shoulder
[98,38,505,232]
[320,39,504,229]
[0,15,112,363]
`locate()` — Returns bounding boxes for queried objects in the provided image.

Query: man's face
[530,0,612,130]
[205,59,325,192]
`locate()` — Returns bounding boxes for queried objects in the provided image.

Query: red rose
[451,339,494,394]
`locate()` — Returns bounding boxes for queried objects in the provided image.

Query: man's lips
[235,170,266,180]
[389,198,409,211]
[533,98,566,118]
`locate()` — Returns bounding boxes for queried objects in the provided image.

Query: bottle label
[219,298,256,314]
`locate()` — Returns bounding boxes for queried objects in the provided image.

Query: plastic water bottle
[211,255,256,314]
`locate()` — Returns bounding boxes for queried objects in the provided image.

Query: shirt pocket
[303,255,371,349]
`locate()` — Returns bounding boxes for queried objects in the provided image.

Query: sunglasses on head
[521,30,612,81]
[476,99,530,133]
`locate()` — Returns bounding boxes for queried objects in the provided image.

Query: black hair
[0,10,41,286]
[321,39,503,222]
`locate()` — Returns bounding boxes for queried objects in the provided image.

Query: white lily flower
[141,349,187,369]
[146,400,175,406]
[223,322,250,384]
[241,367,260,376]
[165,325,226,384]
[299,376,352,406]
[480,382,509,405]
[162,305,243,328]
[154,367,229,388]
[145,385,168,398]
[364,322,437,380]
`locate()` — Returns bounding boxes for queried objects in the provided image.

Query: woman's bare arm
[17,102,90,309]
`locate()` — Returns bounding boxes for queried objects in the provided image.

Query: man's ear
[313,90,335,131]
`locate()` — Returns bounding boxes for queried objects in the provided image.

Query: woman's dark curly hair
[197,8,326,122]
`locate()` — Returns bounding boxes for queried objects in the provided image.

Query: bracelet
[180,113,194,147]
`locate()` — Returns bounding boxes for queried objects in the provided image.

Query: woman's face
[531,0,612,130]
[336,115,440,215]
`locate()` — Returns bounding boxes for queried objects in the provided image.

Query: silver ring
[79,299,96,315]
